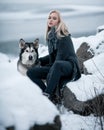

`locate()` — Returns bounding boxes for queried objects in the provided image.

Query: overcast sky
[0,0,104,6]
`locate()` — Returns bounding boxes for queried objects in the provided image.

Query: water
[0,0,104,57]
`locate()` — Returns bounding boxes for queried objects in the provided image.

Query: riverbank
[0,30,96,57]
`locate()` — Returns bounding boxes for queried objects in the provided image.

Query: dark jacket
[39,28,81,82]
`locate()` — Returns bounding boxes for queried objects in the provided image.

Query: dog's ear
[19,39,25,49]
[33,38,39,49]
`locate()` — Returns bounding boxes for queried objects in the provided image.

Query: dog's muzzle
[29,55,33,60]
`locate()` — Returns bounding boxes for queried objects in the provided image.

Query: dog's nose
[29,55,33,60]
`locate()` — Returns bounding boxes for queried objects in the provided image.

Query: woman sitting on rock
[27,10,81,102]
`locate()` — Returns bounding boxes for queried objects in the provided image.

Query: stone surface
[62,86,104,116]
[6,115,61,130]
[30,115,61,130]
[76,42,94,74]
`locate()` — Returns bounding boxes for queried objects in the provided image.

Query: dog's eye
[31,50,34,52]
[26,50,29,52]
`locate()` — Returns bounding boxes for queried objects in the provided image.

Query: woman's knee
[53,61,62,70]
[27,67,38,78]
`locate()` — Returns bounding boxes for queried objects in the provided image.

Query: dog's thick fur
[17,38,40,75]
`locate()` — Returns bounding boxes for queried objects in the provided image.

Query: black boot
[43,92,50,98]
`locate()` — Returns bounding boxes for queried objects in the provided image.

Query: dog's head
[19,38,39,66]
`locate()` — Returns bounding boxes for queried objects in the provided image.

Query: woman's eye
[53,17,57,20]
[48,17,51,19]
[48,16,57,20]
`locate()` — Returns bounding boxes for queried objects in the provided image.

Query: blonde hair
[46,10,69,40]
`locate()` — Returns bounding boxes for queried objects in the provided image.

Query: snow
[61,112,102,130]
[72,27,104,53]
[0,25,104,130]
[0,56,59,130]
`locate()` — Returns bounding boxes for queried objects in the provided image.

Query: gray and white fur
[17,38,40,75]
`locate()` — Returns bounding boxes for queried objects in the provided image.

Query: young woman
[27,10,81,101]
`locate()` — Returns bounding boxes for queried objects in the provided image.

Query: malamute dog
[17,38,39,75]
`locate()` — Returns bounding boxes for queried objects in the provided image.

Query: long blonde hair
[46,10,69,40]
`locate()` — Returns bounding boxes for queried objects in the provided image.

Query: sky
[0,25,104,130]
[0,0,104,43]
[0,0,104,5]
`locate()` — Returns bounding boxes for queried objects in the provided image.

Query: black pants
[27,60,73,95]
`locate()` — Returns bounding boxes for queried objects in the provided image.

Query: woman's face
[48,12,59,28]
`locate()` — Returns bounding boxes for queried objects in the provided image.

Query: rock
[6,115,61,130]
[97,25,104,33]
[6,126,14,130]
[76,42,94,74]
[84,94,104,116]
[62,86,88,115]
[62,86,104,116]
[30,115,61,130]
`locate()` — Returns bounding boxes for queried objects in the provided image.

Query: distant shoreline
[0,30,96,57]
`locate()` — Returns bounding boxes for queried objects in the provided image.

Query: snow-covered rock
[0,25,104,130]
[0,54,61,130]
